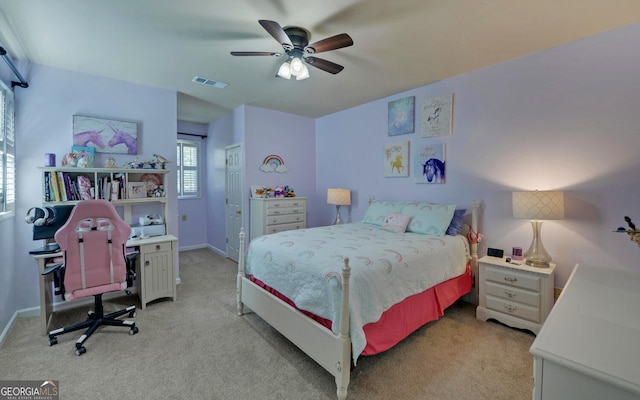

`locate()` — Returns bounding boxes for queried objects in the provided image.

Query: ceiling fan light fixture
[296,63,310,80]
[290,57,304,74]
[277,61,292,79]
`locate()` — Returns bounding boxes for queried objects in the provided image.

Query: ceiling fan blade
[258,20,294,50]
[305,57,344,74]
[230,51,283,57]
[305,33,353,54]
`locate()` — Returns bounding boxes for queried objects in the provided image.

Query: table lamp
[327,188,351,225]
[512,190,564,268]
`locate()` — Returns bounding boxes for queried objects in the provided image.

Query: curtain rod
[178,132,207,139]
[0,46,28,88]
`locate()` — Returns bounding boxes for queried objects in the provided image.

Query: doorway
[225,144,243,262]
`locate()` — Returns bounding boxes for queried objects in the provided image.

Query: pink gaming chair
[46,199,139,355]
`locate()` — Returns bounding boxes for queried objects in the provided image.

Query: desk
[530,264,640,399]
[33,234,177,335]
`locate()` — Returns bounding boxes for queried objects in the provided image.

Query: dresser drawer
[486,295,541,323]
[485,281,540,307]
[265,222,306,235]
[484,265,541,292]
[266,213,305,226]
[266,199,306,210]
[266,206,305,217]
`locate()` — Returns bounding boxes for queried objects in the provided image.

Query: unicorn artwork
[73,129,105,149]
[73,115,138,154]
[108,126,138,155]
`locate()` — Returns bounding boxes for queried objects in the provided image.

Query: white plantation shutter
[177,139,200,198]
[0,79,15,219]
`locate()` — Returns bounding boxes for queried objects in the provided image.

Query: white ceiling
[1,0,639,124]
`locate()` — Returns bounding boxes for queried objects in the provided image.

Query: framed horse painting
[384,140,409,177]
[73,115,138,155]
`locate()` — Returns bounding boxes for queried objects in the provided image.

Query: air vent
[192,76,229,89]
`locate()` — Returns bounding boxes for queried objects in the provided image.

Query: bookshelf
[37,167,169,228]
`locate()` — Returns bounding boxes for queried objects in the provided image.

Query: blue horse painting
[422,158,445,183]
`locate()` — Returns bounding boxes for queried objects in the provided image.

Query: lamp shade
[512,191,564,220]
[327,188,351,206]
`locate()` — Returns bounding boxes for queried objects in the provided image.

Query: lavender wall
[244,106,317,225]
[177,121,208,250]
[316,22,640,287]
[10,63,178,314]
[206,105,316,252]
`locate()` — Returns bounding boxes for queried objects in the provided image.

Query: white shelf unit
[38,167,169,228]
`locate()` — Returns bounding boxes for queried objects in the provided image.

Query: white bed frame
[237,202,479,399]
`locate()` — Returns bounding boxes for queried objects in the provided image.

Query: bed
[237,200,479,400]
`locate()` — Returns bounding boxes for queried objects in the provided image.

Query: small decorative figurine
[104,157,117,168]
[153,154,171,169]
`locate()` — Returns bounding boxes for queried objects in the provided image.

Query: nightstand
[476,255,555,334]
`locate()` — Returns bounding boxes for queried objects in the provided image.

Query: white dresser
[249,197,306,241]
[530,263,640,400]
[476,256,555,335]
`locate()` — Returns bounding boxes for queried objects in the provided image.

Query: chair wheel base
[48,336,58,346]
[75,346,86,356]
[129,326,139,335]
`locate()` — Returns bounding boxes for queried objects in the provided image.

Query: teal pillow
[362,201,405,226]
[402,202,456,236]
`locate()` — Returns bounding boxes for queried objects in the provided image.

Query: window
[0,79,15,221]
[176,139,200,198]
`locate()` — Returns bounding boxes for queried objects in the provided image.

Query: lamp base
[333,205,343,225]
[524,220,552,268]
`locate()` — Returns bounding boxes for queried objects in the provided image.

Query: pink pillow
[380,212,411,233]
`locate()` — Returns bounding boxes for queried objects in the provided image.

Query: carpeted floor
[0,248,535,399]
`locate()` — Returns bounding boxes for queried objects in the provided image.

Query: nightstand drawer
[485,281,540,307]
[486,295,541,323]
[485,265,541,292]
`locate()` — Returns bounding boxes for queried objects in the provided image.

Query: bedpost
[237,227,245,316]
[471,201,479,269]
[336,257,351,400]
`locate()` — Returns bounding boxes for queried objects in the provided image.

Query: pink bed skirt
[249,264,473,356]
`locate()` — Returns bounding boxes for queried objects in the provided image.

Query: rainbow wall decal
[260,154,288,173]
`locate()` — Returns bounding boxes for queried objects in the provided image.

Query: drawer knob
[504,277,518,283]
[504,304,517,313]
[504,290,517,298]
[273,211,281,214]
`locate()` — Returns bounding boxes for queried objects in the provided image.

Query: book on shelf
[56,172,67,201]
[49,171,61,202]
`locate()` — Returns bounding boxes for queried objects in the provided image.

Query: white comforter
[245,222,469,362]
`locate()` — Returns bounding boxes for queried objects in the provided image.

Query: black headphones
[25,206,56,226]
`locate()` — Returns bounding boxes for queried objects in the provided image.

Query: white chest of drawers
[249,197,306,241]
[476,255,555,334]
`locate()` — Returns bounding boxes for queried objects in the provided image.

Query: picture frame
[250,185,264,198]
[388,96,415,136]
[413,142,446,184]
[384,140,410,177]
[420,94,453,137]
[73,115,138,155]
[127,182,147,198]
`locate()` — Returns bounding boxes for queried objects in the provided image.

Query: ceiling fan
[230,20,354,80]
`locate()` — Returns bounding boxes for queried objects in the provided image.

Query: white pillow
[401,202,456,236]
[380,212,411,233]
